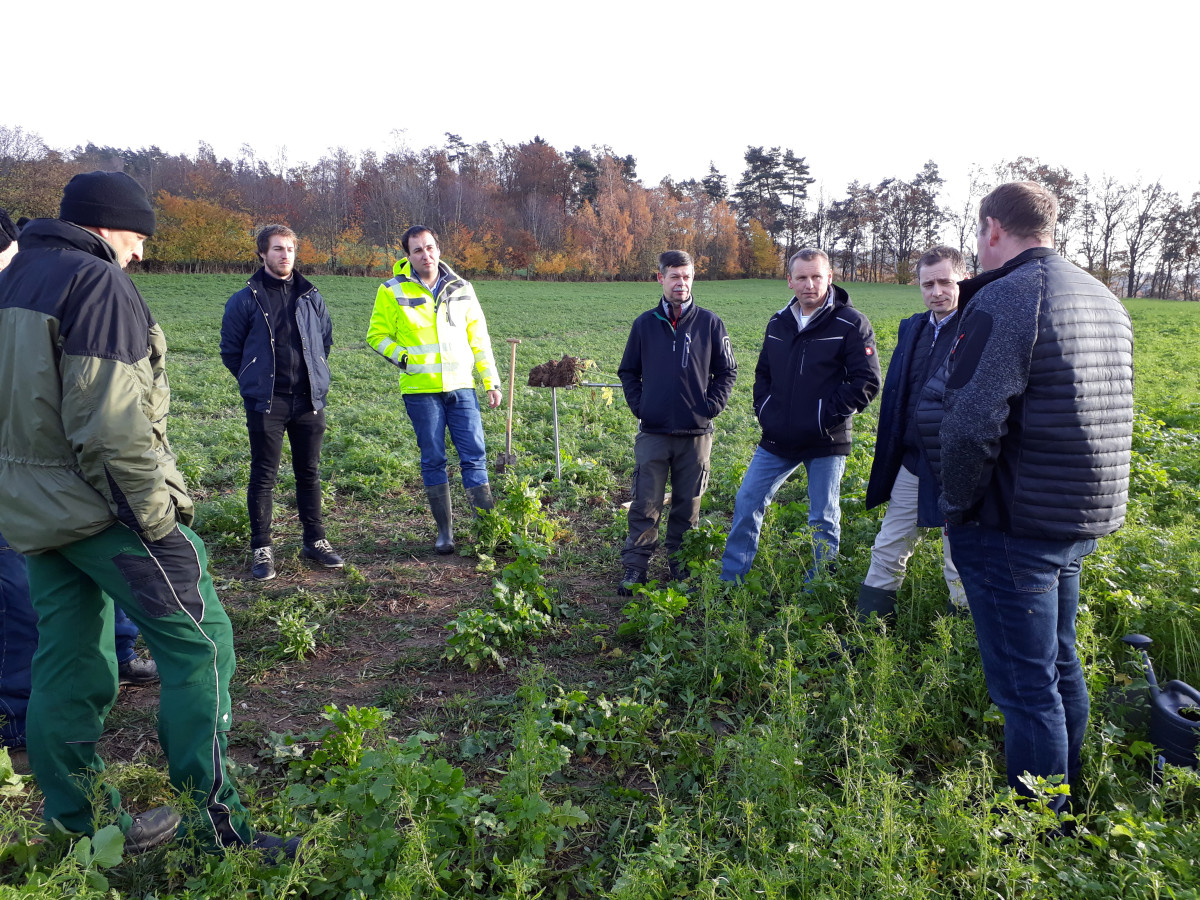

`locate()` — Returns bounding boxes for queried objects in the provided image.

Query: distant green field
[136,273,1200,420]
[136,273,1200,505]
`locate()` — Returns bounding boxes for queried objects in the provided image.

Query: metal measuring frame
[544,380,623,480]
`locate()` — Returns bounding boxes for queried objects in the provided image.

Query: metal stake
[551,386,561,479]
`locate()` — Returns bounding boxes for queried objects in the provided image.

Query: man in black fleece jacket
[919,181,1133,814]
[616,250,736,594]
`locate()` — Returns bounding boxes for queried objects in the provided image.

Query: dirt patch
[76,490,636,805]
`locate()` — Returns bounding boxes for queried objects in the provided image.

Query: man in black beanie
[0,174,300,860]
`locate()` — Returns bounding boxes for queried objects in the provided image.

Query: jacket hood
[17,218,119,266]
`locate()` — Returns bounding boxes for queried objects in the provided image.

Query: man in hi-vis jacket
[367,225,501,554]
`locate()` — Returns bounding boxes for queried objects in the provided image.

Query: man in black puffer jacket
[616,250,737,595]
[918,181,1134,815]
[720,248,881,583]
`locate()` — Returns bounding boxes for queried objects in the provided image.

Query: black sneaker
[124,806,181,853]
[616,566,647,597]
[251,546,276,581]
[302,539,343,568]
[118,656,160,686]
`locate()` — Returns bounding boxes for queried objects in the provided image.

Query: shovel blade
[495,451,517,473]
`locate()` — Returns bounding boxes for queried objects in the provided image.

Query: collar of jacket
[17,218,119,266]
[778,282,850,324]
[958,246,1056,307]
[653,297,696,325]
[247,265,315,298]
[391,257,464,299]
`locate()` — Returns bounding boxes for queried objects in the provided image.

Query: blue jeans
[113,606,138,665]
[403,389,489,489]
[720,448,846,582]
[1,537,36,748]
[948,523,1096,811]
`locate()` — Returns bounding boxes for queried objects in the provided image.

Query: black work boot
[124,806,181,853]
[616,566,648,597]
[251,546,276,581]
[426,483,455,555]
[118,655,160,686]
[668,557,688,582]
[856,583,898,623]
[465,483,495,516]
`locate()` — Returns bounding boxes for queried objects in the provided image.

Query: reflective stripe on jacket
[365,258,498,394]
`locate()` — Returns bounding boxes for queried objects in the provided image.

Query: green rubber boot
[465,483,495,517]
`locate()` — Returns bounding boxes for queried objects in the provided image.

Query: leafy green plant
[473,477,556,555]
[311,704,392,770]
[539,686,664,764]
[443,580,553,671]
[498,536,557,614]
[492,675,590,884]
[273,609,319,661]
[618,585,688,640]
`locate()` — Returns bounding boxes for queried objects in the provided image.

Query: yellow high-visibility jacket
[366,258,499,395]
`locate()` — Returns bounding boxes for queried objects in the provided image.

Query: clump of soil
[528,355,585,388]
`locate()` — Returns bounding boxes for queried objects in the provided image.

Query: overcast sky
[8,0,1196,206]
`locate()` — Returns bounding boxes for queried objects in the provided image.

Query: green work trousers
[25,521,251,846]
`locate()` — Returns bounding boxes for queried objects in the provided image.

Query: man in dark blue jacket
[919,182,1133,814]
[858,246,967,620]
[616,250,736,594]
[721,248,880,584]
[220,225,340,580]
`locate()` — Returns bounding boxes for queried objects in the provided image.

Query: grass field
[3,275,1200,898]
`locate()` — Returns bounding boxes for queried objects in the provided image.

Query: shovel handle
[505,339,520,456]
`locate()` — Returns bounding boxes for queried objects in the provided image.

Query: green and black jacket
[0,219,192,553]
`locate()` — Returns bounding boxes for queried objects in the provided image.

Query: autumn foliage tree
[5,124,1194,293]
[149,191,255,272]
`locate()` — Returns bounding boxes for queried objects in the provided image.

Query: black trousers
[621,431,712,570]
[246,394,326,549]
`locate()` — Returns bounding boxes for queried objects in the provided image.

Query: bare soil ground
[94,489,634,786]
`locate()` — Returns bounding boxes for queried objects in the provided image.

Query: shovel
[496,338,521,473]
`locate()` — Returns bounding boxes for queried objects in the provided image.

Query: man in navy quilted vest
[918,181,1134,816]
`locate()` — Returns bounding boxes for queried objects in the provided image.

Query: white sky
[7,0,1197,209]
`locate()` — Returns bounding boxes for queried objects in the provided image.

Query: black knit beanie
[0,208,17,253]
[60,171,156,237]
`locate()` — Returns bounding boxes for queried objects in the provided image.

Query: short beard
[265,260,293,280]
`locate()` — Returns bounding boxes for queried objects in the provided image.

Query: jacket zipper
[249,283,276,412]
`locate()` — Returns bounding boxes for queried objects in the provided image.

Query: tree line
[1,124,1196,298]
